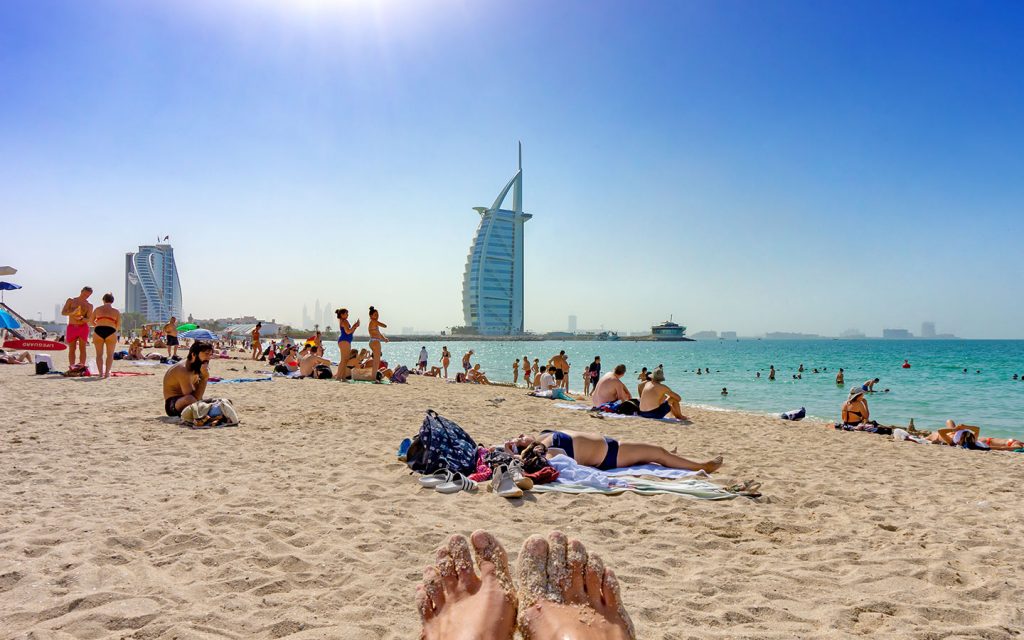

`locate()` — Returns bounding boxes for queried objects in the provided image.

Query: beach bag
[780,407,806,421]
[35,361,50,375]
[391,365,410,384]
[405,410,478,475]
[313,364,333,379]
[615,399,640,415]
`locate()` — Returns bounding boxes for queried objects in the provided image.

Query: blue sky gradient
[2,0,1022,336]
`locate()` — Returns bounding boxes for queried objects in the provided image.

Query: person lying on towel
[505,430,722,473]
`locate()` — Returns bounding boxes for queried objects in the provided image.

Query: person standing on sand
[462,350,474,374]
[61,286,93,369]
[441,346,451,378]
[89,293,121,379]
[334,308,359,380]
[587,356,601,396]
[419,346,429,372]
[163,316,179,359]
[367,306,388,379]
[250,322,262,360]
[522,356,531,386]
[548,351,568,390]
[532,359,540,386]
[512,358,519,385]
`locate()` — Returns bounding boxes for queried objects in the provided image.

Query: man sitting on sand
[416,530,635,640]
[127,338,144,360]
[467,364,492,385]
[162,342,212,417]
[298,344,333,378]
[637,367,689,420]
[0,348,33,364]
[591,364,632,406]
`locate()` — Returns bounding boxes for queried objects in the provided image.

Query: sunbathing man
[925,420,1024,450]
[298,344,333,378]
[591,364,632,406]
[162,342,213,417]
[417,530,635,640]
[507,430,722,473]
[0,348,33,364]
[637,368,689,420]
[468,363,492,385]
[61,286,93,369]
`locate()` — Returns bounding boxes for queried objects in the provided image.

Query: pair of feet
[418,530,634,640]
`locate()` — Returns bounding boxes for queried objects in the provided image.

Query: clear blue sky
[2,0,1023,337]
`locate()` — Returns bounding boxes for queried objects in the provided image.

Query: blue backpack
[405,410,478,475]
[391,365,410,384]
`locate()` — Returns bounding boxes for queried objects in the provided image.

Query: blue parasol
[0,281,21,304]
[179,328,217,341]
[0,309,21,330]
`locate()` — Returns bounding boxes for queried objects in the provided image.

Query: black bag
[35,361,50,375]
[313,364,333,379]
[405,410,478,475]
[615,398,640,415]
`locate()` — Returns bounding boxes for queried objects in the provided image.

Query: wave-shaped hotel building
[462,145,532,335]
[125,243,183,323]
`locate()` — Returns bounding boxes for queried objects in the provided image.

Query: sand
[1,352,1023,639]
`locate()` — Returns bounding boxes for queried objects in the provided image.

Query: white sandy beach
[2,356,1023,639]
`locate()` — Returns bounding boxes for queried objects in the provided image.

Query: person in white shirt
[418,346,428,372]
[537,365,556,391]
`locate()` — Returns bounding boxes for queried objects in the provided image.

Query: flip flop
[419,469,453,488]
[436,474,478,494]
[397,438,412,461]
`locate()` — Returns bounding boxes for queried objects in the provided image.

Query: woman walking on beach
[250,322,262,360]
[90,293,120,379]
[368,306,388,378]
[441,346,451,378]
[334,308,360,380]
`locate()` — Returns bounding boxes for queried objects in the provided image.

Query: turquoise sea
[319,339,1024,438]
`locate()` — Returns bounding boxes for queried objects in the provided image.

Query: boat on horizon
[651,316,690,341]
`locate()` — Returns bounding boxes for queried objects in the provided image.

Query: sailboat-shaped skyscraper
[462,144,532,335]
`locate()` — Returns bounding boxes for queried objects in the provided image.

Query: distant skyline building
[720,331,738,340]
[883,328,913,339]
[125,243,183,323]
[323,301,333,330]
[302,304,310,330]
[568,315,577,333]
[462,143,532,335]
[921,321,936,338]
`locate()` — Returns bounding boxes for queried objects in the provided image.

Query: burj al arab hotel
[462,144,532,335]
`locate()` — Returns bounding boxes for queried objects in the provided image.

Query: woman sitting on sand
[505,430,723,473]
[925,420,1024,450]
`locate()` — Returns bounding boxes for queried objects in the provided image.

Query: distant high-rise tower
[921,321,936,338]
[125,243,183,323]
[462,143,532,335]
[53,303,60,323]
[323,301,333,330]
[314,299,321,329]
[302,305,310,330]
[568,315,578,333]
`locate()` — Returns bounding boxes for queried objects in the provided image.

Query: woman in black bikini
[506,430,723,473]
[90,292,121,379]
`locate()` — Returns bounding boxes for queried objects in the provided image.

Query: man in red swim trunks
[61,286,94,369]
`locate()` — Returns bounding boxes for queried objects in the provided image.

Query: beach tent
[180,328,217,340]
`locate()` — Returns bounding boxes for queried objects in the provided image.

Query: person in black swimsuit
[90,293,121,379]
[506,430,723,473]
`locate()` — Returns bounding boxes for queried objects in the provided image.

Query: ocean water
[318,339,1024,438]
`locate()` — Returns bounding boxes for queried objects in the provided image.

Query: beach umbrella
[0,309,21,330]
[179,328,217,340]
[0,281,21,303]
[0,267,16,276]
[176,323,198,332]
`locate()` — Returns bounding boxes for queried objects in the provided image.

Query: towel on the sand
[532,457,733,499]
[554,403,684,423]
[108,371,154,377]
[209,376,272,384]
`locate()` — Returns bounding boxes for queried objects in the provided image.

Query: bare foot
[516,531,635,640]
[417,530,517,640]
[702,456,724,473]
